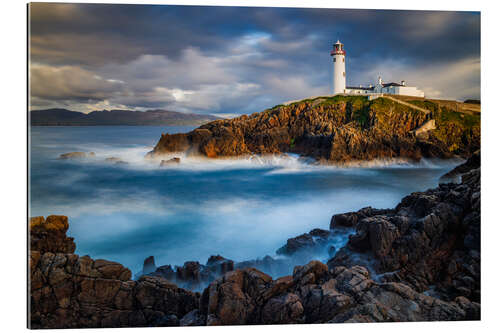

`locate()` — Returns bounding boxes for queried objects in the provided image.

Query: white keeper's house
[330,40,425,98]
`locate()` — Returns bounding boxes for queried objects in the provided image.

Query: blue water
[29,126,460,275]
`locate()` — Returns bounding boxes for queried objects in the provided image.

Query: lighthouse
[331,40,346,94]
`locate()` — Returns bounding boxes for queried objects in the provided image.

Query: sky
[29,3,480,117]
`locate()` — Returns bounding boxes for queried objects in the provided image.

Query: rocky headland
[147,96,480,164]
[29,154,480,328]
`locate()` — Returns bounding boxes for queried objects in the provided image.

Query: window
[342,58,345,63]
[343,72,345,77]
[333,58,336,62]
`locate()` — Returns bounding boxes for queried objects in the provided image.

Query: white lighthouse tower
[330,40,346,94]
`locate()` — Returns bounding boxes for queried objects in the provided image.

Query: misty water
[29,126,461,276]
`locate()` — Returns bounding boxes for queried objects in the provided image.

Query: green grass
[438,107,480,129]
[406,100,440,113]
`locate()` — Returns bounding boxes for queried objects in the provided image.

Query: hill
[30,108,220,126]
[147,95,480,163]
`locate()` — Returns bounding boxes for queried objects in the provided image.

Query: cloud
[28,3,480,114]
[351,57,480,100]
[30,64,125,102]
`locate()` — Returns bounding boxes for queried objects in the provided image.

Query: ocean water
[29,126,461,275]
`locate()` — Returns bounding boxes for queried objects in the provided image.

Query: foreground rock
[142,255,235,291]
[327,167,480,302]
[30,215,76,254]
[440,150,480,183]
[148,96,480,164]
[29,217,199,329]
[58,151,96,159]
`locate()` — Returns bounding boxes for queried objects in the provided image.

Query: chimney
[401,80,406,86]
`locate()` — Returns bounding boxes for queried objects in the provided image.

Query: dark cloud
[29,3,480,115]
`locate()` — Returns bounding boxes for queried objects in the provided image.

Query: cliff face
[29,156,481,327]
[148,96,480,163]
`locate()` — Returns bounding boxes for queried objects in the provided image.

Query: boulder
[179,309,206,326]
[276,229,331,256]
[104,157,128,165]
[142,256,156,275]
[261,293,305,324]
[58,152,95,159]
[160,157,181,166]
[30,216,76,254]
[200,268,273,325]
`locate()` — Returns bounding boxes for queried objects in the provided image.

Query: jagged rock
[261,293,305,324]
[277,229,331,256]
[330,207,392,229]
[205,255,234,276]
[30,215,76,254]
[200,268,273,325]
[235,255,290,277]
[440,150,480,182]
[30,250,198,329]
[153,314,179,326]
[143,256,156,275]
[328,156,481,300]
[179,309,206,326]
[160,157,181,166]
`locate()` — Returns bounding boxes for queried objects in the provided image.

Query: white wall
[395,86,425,97]
[332,54,346,94]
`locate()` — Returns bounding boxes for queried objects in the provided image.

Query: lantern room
[330,40,346,56]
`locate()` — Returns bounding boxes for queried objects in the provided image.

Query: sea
[29,125,461,276]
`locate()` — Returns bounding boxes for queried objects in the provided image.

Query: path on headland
[383,95,431,115]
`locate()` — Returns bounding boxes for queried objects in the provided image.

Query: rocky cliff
[29,156,480,327]
[148,96,480,163]
[29,216,199,329]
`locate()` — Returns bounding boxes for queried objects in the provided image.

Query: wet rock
[200,268,273,325]
[160,157,181,166]
[261,293,305,324]
[153,314,179,327]
[330,155,481,299]
[142,256,156,275]
[440,150,480,183]
[30,250,198,329]
[330,212,359,228]
[276,229,331,256]
[205,255,234,276]
[105,157,128,165]
[58,151,95,159]
[179,309,206,326]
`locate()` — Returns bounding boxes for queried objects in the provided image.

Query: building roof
[346,86,374,91]
[382,82,404,87]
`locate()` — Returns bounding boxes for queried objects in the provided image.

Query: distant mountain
[30,108,220,126]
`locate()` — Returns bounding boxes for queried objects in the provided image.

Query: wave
[57,142,463,174]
